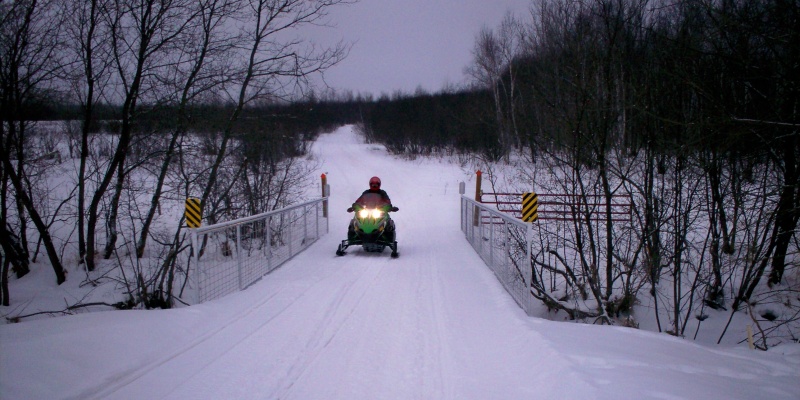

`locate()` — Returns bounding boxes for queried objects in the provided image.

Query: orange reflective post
[475,170,482,202]
[473,170,482,226]
[321,173,328,218]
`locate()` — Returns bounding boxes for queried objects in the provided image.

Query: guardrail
[480,192,632,222]
[190,198,329,303]
[464,187,637,320]
[461,196,535,315]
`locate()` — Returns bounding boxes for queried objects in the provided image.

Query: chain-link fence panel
[190,198,329,303]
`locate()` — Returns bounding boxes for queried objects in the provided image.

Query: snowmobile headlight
[358,209,370,219]
[370,209,384,218]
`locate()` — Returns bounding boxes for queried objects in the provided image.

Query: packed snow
[1,126,798,399]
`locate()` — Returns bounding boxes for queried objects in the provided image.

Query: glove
[347,207,354,213]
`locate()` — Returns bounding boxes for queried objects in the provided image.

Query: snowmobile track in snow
[78,264,356,400]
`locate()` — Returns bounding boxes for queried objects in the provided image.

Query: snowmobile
[336,193,399,258]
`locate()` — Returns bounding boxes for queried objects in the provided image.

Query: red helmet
[369,176,381,189]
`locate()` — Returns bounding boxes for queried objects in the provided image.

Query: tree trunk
[703,153,725,308]
[86,133,129,271]
[601,164,614,300]
[768,142,800,286]
[1,126,30,280]
[136,131,178,258]
[0,149,66,284]
[78,113,90,265]
[13,124,30,263]
[103,158,125,259]
[1,257,9,306]
[76,0,101,266]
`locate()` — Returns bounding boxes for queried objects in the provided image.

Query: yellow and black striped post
[185,197,202,228]
[522,192,539,222]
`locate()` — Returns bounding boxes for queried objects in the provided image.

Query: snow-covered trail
[1,126,798,400]
[94,126,592,399]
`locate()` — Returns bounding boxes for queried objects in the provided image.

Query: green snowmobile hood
[352,203,392,234]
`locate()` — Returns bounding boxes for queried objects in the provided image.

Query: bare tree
[84,0,198,271]
[497,12,525,151]
[0,0,67,284]
[64,0,114,266]
[127,0,352,307]
[135,0,241,258]
[467,26,507,154]
[199,0,351,221]
[466,13,525,157]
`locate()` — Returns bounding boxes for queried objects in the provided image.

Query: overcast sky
[306,0,532,97]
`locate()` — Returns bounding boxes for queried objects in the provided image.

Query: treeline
[360,90,502,158]
[360,0,799,345]
[516,0,798,345]
[362,1,798,162]
[0,0,352,309]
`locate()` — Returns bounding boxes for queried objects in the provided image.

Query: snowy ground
[1,126,799,399]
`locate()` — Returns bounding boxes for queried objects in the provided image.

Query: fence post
[473,170,482,226]
[288,213,293,257]
[526,222,533,295]
[303,204,308,244]
[489,213,494,270]
[267,215,272,271]
[504,219,510,282]
[191,230,202,303]
[461,196,466,233]
[236,224,244,290]
[478,208,485,259]
[466,198,473,241]
[321,173,328,218]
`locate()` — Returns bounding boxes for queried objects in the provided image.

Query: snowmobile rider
[346,176,398,240]
[348,176,394,210]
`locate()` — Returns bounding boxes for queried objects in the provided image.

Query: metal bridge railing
[461,196,535,315]
[190,198,329,303]
[463,191,635,319]
[479,192,632,222]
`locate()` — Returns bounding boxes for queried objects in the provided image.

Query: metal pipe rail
[190,198,329,303]
[465,192,636,319]
[480,192,632,222]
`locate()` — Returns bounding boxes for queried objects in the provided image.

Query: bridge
[188,176,632,329]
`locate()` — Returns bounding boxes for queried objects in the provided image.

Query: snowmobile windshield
[355,192,389,208]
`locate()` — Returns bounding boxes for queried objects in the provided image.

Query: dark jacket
[355,188,392,206]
